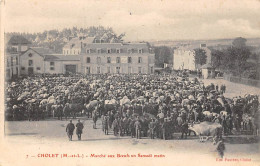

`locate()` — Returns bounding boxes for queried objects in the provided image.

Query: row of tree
[6,26,125,53]
[211,37,258,79]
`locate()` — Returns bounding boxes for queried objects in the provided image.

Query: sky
[3,0,260,41]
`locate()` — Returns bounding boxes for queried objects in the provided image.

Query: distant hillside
[150,38,260,48]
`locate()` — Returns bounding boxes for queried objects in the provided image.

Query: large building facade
[173,48,196,71]
[173,44,212,71]
[17,36,155,75]
[81,43,154,74]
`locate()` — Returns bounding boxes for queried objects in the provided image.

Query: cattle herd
[5,73,260,140]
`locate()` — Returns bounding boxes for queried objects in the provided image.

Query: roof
[200,63,213,69]
[84,43,148,49]
[175,44,211,51]
[63,37,95,49]
[20,47,55,58]
[81,53,153,56]
[30,47,55,55]
[7,35,31,45]
[44,55,80,61]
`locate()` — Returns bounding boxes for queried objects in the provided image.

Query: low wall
[224,74,260,88]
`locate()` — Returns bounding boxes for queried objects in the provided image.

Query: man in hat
[66,120,75,141]
[134,117,142,139]
[104,115,109,135]
[76,119,84,140]
[63,103,70,120]
[149,118,156,139]
[216,139,225,158]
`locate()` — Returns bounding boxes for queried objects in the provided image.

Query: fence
[224,74,260,88]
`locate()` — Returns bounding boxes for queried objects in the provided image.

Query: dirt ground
[1,78,260,166]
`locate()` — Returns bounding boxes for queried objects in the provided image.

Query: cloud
[201,19,260,39]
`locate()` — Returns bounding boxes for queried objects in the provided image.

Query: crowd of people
[6,73,259,140]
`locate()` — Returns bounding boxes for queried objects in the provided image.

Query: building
[173,47,196,71]
[62,36,95,55]
[173,43,212,71]
[19,36,155,75]
[5,35,31,80]
[81,42,154,74]
[201,63,215,79]
[19,47,81,75]
[200,44,212,64]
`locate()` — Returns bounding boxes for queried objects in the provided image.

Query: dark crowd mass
[5,73,259,142]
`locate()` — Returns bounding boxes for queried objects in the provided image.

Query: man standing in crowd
[134,117,142,139]
[149,118,156,139]
[76,119,84,140]
[66,120,75,141]
[104,115,109,135]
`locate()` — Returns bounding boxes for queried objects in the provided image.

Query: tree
[6,26,126,53]
[154,46,172,68]
[194,48,207,68]
[211,49,224,70]
[219,37,251,76]
[232,37,247,48]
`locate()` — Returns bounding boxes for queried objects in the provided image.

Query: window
[138,49,143,54]
[97,49,101,54]
[116,67,120,74]
[97,57,101,64]
[150,66,154,74]
[13,57,17,66]
[128,67,131,74]
[11,57,13,66]
[86,57,91,63]
[128,57,132,63]
[97,67,101,74]
[86,67,91,74]
[138,67,142,73]
[50,62,55,66]
[138,57,142,63]
[7,59,9,67]
[86,49,90,54]
[107,49,111,54]
[128,49,134,54]
[50,67,55,70]
[67,50,69,54]
[74,50,76,54]
[107,57,111,63]
[28,53,33,57]
[63,50,65,54]
[21,67,25,70]
[107,67,110,73]
[16,57,18,65]
[116,57,121,63]
[28,60,33,66]
[37,67,41,70]
[116,49,120,53]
